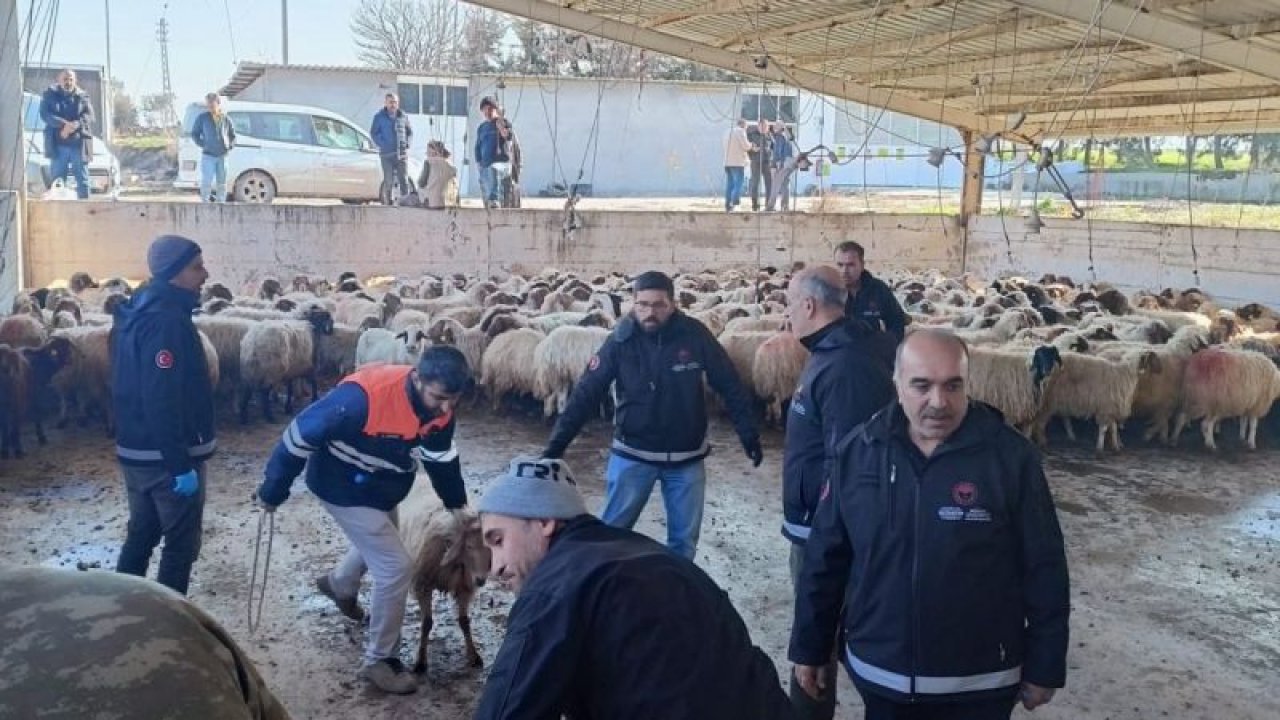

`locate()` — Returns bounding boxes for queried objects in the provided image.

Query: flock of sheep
[2,264,1280,462]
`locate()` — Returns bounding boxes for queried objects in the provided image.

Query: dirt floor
[1,407,1278,719]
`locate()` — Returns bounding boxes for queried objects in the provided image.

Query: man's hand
[172,470,199,497]
[742,437,763,467]
[542,445,564,460]
[1019,682,1056,711]
[254,488,278,513]
[793,665,826,701]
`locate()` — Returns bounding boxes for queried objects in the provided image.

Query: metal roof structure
[463,0,1280,140]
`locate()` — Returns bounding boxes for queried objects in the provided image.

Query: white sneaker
[358,658,418,694]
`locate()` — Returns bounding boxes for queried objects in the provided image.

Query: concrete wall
[964,215,1280,307]
[22,202,960,290]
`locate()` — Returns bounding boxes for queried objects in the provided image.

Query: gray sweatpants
[115,463,206,595]
[322,502,411,667]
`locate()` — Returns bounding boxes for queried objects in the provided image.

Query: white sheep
[1032,350,1158,452]
[355,327,427,367]
[194,315,257,394]
[427,318,488,378]
[967,345,1064,438]
[1173,348,1280,451]
[238,308,333,423]
[717,331,774,398]
[750,331,808,427]
[479,328,545,410]
[533,325,610,417]
[388,309,433,334]
[726,315,786,334]
[1094,326,1209,444]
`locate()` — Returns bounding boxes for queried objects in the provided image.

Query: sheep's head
[291,274,314,293]
[396,327,429,353]
[202,282,234,303]
[202,297,231,315]
[1029,346,1064,401]
[69,272,98,293]
[23,336,75,377]
[380,293,403,323]
[258,277,283,300]
[579,309,612,329]
[275,298,298,313]
[428,319,459,346]
[1136,351,1161,375]
[30,288,51,310]
[1083,325,1118,342]
[484,313,523,339]
[358,316,383,331]
[336,271,359,286]
[444,510,491,589]
[305,307,335,335]
[337,278,362,293]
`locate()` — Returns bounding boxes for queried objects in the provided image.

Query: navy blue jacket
[190,111,236,157]
[111,282,216,476]
[39,85,94,155]
[473,118,509,167]
[475,516,792,720]
[781,320,893,544]
[258,379,465,511]
[790,402,1070,703]
[845,270,908,345]
[370,108,412,157]
[545,313,758,465]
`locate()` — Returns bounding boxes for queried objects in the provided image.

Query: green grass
[114,134,172,151]
[1058,148,1253,173]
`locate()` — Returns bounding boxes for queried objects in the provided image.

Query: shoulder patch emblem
[155,350,174,369]
[587,354,600,371]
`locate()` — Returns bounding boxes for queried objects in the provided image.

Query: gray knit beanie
[477,457,588,520]
[147,234,202,283]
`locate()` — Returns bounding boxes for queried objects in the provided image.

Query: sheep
[388,309,433,334]
[717,331,773,398]
[1033,350,1158,452]
[533,326,610,417]
[49,326,113,433]
[313,323,363,384]
[355,327,427,367]
[68,271,99,293]
[0,345,32,458]
[483,313,526,340]
[427,318,488,377]
[238,307,334,423]
[1094,327,1209,444]
[398,479,491,674]
[220,306,292,322]
[525,311,593,335]
[751,332,808,427]
[257,277,284,300]
[336,293,401,328]
[20,337,76,447]
[434,305,483,329]
[202,282,234,303]
[1173,348,1280,451]
[967,345,1063,436]
[0,314,49,349]
[479,328,545,410]
[726,315,786,334]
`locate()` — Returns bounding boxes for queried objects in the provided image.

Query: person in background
[256,346,473,695]
[0,566,290,719]
[781,266,895,720]
[418,140,458,209]
[38,68,95,200]
[475,96,512,209]
[835,240,910,346]
[190,93,236,203]
[473,457,793,720]
[542,270,762,560]
[791,330,1070,720]
[767,124,795,211]
[371,93,413,205]
[746,118,774,212]
[111,235,215,596]
[724,119,754,212]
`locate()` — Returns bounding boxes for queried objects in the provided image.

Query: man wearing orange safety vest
[257,346,472,695]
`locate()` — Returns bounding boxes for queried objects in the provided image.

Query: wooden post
[1,0,26,308]
[959,129,986,227]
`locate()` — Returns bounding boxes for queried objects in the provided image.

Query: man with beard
[791,330,1070,720]
[541,271,762,560]
[474,457,792,719]
[39,68,95,199]
[256,346,473,695]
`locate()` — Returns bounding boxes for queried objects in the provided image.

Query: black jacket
[790,402,1069,703]
[845,270,908,345]
[111,282,216,476]
[545,313,757,465]
[782,320,894,544]
[39,85,94,156]
[475,516,792,720]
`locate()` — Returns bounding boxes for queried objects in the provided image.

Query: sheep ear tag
[155,350,175,369]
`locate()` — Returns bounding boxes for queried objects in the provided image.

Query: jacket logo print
[155,350,174,369]
[587,354,600,371]
[939,481,993,523]
[952,481,977,506]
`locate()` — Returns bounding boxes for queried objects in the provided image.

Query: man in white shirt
[723,119,754,212]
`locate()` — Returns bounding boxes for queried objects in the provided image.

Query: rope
[247,509,275,634]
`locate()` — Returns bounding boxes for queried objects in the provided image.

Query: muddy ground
[1,408,1278,720]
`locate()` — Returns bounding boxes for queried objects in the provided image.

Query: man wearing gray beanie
[111,234,214,595]
[474,457,791,719]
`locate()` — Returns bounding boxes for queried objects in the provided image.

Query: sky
[18,0,371,105]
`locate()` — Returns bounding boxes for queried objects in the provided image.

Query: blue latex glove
[172,470,200,497]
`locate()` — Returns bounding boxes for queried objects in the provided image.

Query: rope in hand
[247,509,275,635]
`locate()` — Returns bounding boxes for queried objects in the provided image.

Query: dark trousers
[790,543,838,720]
[749,155,772,210]
[860,690,1017,720]
[116,463,206,595]
[379,154,409,204]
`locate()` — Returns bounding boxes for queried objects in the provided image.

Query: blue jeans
[199,155,227,202]
[380,154,409,204]
[724,166,745,210]
[477,164,499,205]
[50,143,90,199]
[601,454,706,559]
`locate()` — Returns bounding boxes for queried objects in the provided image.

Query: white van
[22,92,120,195]
[175,100,421,203]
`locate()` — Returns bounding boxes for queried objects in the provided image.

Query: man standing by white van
[190,93,236,203]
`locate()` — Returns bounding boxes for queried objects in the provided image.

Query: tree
[140,93,176,129]
[456,8,508,74]
[351,0,463,71]
[110,78,140,134]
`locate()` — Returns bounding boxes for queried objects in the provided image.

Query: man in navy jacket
[791,330,1070,720]
[835,241,909,347]
[112,235,214,595]
[39,69,95,199]
[782,266,894,719]
[370,93,412,205]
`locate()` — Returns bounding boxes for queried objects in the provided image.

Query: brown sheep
[0,315,49,349]
[0,345,31,458]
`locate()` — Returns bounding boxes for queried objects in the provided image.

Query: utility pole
[104,0,114,144]
[156,17,176,129]
[1,0,25,308]
[282,0,290,65]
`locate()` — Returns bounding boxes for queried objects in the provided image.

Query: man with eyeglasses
[541,271,763,561]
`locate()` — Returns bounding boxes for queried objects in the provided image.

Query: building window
[397,83,421,114]
[423,84,444,115]
[447,86,468,117]
[741,92,797,124]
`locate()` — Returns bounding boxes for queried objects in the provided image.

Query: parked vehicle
[22,92,120,196]
[175,100,421,204]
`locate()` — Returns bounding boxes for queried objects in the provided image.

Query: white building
[220,62,964,198]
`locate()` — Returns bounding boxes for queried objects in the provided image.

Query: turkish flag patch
[587,354,600,371]
[155,350,174,369]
